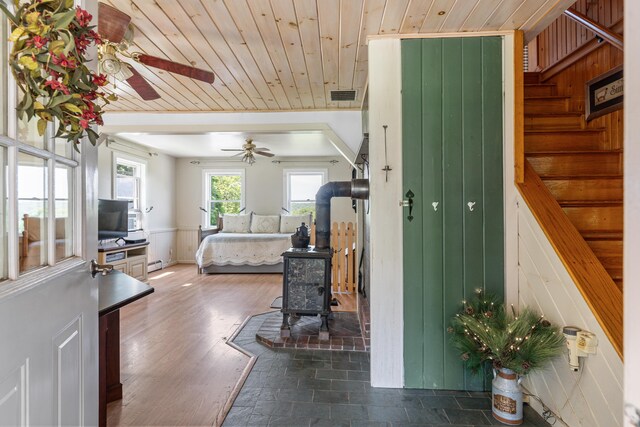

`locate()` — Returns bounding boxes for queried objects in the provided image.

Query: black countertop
[98,271,154,316]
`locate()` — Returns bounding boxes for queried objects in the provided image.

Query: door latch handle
[402,190,414,221]
[467,201,476,212]
[90,259,114,278]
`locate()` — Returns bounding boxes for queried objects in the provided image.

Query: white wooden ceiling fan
[221,138,274,165]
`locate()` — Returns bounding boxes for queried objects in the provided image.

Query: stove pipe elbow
[315,179,369,251]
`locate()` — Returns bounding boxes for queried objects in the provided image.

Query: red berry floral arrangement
[0,0,115,146]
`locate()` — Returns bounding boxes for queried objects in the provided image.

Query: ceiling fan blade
[136,54,215,84]
[98,3,131,44]
[253,147,270,151]
[221,149,244,152]
[125,66,161,101]
[255,151,275,157]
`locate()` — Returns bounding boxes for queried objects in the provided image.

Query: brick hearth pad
[256,311,366,352]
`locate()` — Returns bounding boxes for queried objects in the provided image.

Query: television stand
[98,242,149,282]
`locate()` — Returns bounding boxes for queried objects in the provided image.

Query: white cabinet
[98,243,149,282]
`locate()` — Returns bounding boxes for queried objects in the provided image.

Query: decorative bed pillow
[250,214,280,233]
[221,214,251,233]
[280,214,312,234]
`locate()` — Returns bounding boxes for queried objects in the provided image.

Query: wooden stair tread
[526,149,622,155]
[538,174,623,180]
[524,128,605,134]
[559,200,622,207]
[524,95,571,100]
[587,240,623,252]
[582,231,623,240]
[524,112,582,117]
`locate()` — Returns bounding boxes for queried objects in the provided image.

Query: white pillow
[221,214,251,233]
[250,214,280,233]
[280,214,312,234]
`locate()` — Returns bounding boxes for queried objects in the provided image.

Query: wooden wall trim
[517,162,623,359]
[541,19,623,82]
[514,31,524,184]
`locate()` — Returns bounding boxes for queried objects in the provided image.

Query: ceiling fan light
[100,52,121,75]
[242,153,255,165]
[115,64,134,81]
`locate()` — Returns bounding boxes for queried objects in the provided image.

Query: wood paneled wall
[545,43,623,149]
[517,199,623,427]
[535,0,623,69]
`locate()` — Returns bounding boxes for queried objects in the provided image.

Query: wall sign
[585,65,623,121]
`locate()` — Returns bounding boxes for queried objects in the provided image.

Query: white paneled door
[0,139,99,426]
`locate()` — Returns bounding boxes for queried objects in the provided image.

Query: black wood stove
[280,179,369,341]
[280,247,332,340]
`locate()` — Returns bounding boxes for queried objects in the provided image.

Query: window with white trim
[0,5,79,282]
[114,155,145,231]
[203,169,245,228]
[284,169,327,220]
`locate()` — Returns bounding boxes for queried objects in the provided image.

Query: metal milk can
[492,368,524,425]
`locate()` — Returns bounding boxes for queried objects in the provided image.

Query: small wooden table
[99,271,154,427]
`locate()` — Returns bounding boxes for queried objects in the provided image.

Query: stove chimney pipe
[315,179,369,251]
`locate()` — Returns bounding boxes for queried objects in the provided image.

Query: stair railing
[563,8,623,51]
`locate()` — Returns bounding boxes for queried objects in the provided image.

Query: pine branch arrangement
[448,291,565,376]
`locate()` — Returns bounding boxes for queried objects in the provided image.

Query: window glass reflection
[18,152,48,273]
[55,164,74,261]
[0,147,7,281]
[16,116,46,150]
[0,17,7,136]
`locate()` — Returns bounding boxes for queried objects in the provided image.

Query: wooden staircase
[524,72,623,290]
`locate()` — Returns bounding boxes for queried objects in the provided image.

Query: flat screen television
[98,199,128,240]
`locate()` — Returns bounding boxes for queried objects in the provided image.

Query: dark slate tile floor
[223,312,551,427]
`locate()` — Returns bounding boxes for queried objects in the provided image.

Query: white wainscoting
[176,228,200,264]
[517,197,623,427]
[147,228,178,272]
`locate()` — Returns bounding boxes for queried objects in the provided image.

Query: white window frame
[0,0,86,292]
[202,169,246,228]
[0,108,81,283]
[112,153,146,231]
[283,169,328,215]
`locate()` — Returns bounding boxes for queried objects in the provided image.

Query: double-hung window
[114,155,145,231]
[203,169,245,228]
[284,169,328,219]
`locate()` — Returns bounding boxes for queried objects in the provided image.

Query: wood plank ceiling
[103,0,573,113]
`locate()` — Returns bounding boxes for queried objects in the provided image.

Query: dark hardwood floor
[106,264,356,426]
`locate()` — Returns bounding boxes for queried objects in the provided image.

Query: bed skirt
[200,262,283,274]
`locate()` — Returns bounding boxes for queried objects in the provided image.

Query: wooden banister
[517,161,623,359]
[563,8,623,51]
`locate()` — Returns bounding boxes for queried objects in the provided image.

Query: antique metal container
[281,247,332,340]
[492,368,524,425]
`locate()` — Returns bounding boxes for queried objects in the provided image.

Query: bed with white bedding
[195,232,291,273]
[195,213,312,274]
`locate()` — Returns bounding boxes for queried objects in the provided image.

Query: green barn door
[402,37,504,391]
